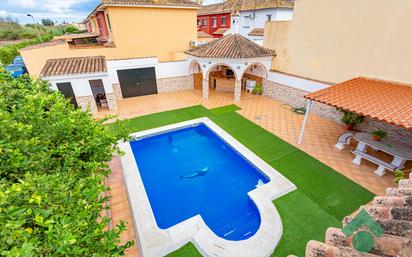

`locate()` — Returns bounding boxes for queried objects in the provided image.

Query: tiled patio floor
[104,89,408,257]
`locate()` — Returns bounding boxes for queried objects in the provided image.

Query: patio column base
[374,166,387,176]
[202,79,209,99]
[352,155,362,165]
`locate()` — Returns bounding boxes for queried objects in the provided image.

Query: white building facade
[227,8,293,45]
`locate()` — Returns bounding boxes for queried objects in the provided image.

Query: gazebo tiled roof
[40,56,107,77]
[186,33,274,59]
[305,77,412,130]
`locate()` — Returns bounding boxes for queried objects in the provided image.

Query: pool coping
[119,117,297,257]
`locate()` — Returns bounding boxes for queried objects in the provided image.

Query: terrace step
[391,207,412,221]
[386,187,412,197]
[398,178,412,188]
[300,177,412,257]
[323,228,411,257]
[378,219,412,237]
[306,241,380,257]
[372,196,410,208]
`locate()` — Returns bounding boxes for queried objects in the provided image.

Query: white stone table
[353,132,412,176]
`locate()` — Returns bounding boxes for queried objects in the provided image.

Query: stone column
[262,78,267,95]
[202,78,209,99]
[106,93,118,111]
[234,79,241,102]
[112,83,123,100]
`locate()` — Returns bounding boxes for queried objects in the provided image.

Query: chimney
[231,10,240,34]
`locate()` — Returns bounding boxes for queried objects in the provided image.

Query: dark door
[117,67,157,98]
[56,82,78,107]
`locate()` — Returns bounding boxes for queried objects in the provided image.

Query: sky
[0,0,223,24]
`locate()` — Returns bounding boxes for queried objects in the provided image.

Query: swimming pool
[120,118,296,257]
[130,123,269,241]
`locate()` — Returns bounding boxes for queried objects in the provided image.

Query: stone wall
[112,83,123,100]
[76,95,98,114]
[357,118,412,148]
[156,75,194,93]
[265,80,412,148]
[265,80,342,122]
[106,93,117,111]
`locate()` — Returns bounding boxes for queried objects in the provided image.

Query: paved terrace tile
[103,89,409,257]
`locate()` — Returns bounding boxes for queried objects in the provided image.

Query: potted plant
[340,111,364,130]
[393,169,406,184]
[371,129,387,141]
[252,83,263,95]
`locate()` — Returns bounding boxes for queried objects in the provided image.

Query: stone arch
[204,63,241,102]
[189,60,203,74]
[205,63,239,81]
[189,60,203,90]
[240,62,268,80]
[240,62,269,95]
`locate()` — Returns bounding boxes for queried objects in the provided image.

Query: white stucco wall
[107,57,190,85]
[267,71,329,92]
[228,8,293,41]
[46,73,112,97]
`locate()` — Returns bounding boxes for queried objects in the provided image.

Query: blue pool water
[130,123,269,241]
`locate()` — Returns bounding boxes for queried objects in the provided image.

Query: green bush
[0,34,54,65]
[64,25,80,34]
[0,70,134,256]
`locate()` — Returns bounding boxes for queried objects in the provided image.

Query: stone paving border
[119,117,297,257]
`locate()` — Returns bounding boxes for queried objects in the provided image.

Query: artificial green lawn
[110,105,374,257]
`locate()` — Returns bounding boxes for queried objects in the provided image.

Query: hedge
[0,34,53,65]
[0,70,134,256]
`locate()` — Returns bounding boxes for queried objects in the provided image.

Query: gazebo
[298,77,412,144]
[298,77,412,175]
[185,33,275,101]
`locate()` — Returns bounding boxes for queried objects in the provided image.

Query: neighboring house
[198,0,294,43]
[20,0,201,114]
[261,0,412,147]
[197,1,234,38]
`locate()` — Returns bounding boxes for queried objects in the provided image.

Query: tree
[0,71,133,256]
[41,18,54,26]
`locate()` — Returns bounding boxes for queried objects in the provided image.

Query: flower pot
[346,124,354,130]
[372,135,381,141]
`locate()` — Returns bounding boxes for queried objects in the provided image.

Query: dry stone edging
[293,172,412,257]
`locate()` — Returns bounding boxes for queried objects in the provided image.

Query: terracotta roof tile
[213,28,229,35]
[20,39,66,52]
[102,0,201,8]
[197,31,214,38]
[248,28,264,36]
[198,0,294,15]
[305,77,412,130]
[40,56,107,77]
[186,33,274,59]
